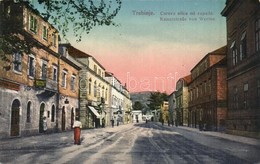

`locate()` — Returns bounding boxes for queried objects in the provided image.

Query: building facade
[160,101,169,124]
[175,75,191,126]
[188,46,227,131]
[105,72,125,125]
[0,2,80,138]
[58,51,81,132]
[59,44,110,129]
[222,0,260,137]
[168,91,176,125]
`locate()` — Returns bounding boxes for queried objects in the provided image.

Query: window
[41,60,48,80]
[240,32,247,60]
[233,87,238,110]
[52,65,57,82]
[208,79,211,94]
[26,101,31,123]
[98,69,101,76]
[231,41,238,65]
[257,80,260,107]
[71,74,76,91]
[29,15,38,33]
[28,55,35,78]
[244,83,248,109]
[94,65,97,73]
[97,84,101,97]
[52,33,57,47]
[94,81,97,97]
[105,88,108,101]
[42,25,48,41]
[256,19,260,52]
[204,81,207,95]
[13,52,22,72]
[102,86,104,98]
[61,70,67,88]
[51,105,55,122]
[89,80,92,95]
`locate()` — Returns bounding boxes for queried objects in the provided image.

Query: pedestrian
[117,117,120,126]
[43,116,47,133]
[162,119,164,126]
[111,119,114,127]
[102,118,105,128]
[168,120,170,126]
[73,116,82,145]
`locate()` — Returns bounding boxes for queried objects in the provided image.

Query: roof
[191,45,227,72]
[209,46,227,55]
[59,43,106,70]
[182,74,192,85]
[221,0,236,16]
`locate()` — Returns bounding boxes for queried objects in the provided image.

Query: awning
[88,106,101,118]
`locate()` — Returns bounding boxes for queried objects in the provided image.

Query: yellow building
[59,44,110,128]
[161,101,169,124]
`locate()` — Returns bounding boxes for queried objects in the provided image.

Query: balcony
[35,78,58,93]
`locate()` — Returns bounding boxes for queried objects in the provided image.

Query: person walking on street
[111,118,114,127]
[73,116,82,145]
[43,116,47,133]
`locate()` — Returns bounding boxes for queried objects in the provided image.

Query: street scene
[1,0,260,163]
[1,122,260,164]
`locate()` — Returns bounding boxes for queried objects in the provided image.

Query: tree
[147,91,168,111]
[37,0,122,41]
[0,0,122,64]
[132,101,144,111]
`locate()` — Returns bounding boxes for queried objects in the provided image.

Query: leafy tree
[132,101,144,111]
[0,0,122,67]
[147,91,168,111]
[37,0,122,41]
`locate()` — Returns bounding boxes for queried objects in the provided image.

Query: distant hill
[130,91,155,112]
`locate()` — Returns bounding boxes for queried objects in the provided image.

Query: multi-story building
[105,72,125,125]
[168,91,176,125]
[160,101,169,124]
[122,86,132,124]
[0,1,60,138]
[175,75,191,126]
[221,0,260,137]
[59,44,110,129]
[188,46,227,131]
[58,50,81,131]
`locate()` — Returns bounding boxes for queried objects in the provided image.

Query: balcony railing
[35,78,58,92]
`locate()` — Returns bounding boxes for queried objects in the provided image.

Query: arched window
[26,101,31,123]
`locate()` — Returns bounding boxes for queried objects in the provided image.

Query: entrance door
[10,99,20,136]
[39,103,45,133]
[71,108,74,129]
[62,106,66,131]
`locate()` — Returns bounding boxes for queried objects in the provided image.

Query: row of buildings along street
[167,0,260,138]
[0,1,132,139]
[0,0,260,140]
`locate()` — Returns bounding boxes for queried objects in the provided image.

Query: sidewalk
[0,124,131,150]
[172,125,260,147]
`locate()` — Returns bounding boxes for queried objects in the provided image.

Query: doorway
[10,99,20,136]
[71,108,74,129]
[62,106,66,131]
[39,103,45,133]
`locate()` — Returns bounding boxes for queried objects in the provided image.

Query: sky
[67,0,227,94]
